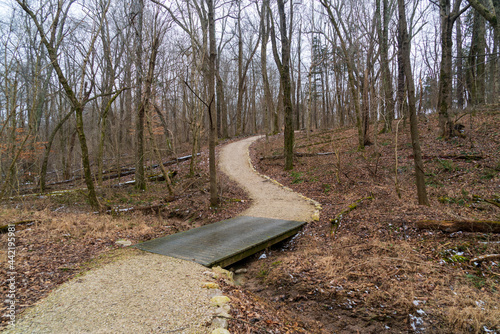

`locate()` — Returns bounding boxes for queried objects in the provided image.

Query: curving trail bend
[219,135,318,223]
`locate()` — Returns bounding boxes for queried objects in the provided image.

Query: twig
[214,315,271,332]
[470,254,500,263]
[165,328,187,333]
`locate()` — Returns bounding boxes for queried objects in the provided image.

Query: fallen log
[0,220,38,233]
[416,220,500,233]
[470,254,500,263]
[106,201,175,215]
[18,154,199,195]
[415,154,484,161]
[260,152,334,160]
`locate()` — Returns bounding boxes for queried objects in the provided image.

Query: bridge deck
[133,216,306,268]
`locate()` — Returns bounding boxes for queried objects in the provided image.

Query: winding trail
[220,135,318,222]
[3,136,318,334]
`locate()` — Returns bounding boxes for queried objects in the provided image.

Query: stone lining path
[220,135,319,222]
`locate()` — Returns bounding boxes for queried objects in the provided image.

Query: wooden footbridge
[134,216,306,267]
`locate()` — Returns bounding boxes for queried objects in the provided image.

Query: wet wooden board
[133,216,306,268]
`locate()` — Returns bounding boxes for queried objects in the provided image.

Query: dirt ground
[234,109,499,333]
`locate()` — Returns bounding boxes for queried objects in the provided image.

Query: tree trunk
[274,0,294,171]
[208,0,218,206]
[39,109,73,192]
[456,16,465,109]
[377,0,394,132]
[398,0,429,206]
[236,2,243,136]
[261,0,274,135]
[296,23,302,130]
[134,0,146,190]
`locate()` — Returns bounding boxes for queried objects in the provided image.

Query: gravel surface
[3,136,316,334]
[3,251,214,333]
[220,135,318,222]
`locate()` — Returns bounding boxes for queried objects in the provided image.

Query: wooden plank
[133,216,306,267]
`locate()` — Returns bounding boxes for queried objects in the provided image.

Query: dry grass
[247,111,500,333]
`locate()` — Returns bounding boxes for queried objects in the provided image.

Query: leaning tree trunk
[398,0,429,206]
[134,0,146,190]
[208,0,218,206]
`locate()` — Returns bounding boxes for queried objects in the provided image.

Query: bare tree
[376,0,395,133]
[320,0,365,150]
[398,0,429,206]
[436,0,470,139]
[15,0,109,209]
[270,0,294,170]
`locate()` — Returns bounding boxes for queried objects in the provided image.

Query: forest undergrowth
[0,110,499,333]
[237,109,499,333]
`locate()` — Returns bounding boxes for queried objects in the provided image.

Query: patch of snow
[416,309,426,316]
[409,314,425,333]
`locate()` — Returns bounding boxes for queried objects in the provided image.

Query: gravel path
[3,136,318,334]
[220,135,318,222]
[3,251,216,334]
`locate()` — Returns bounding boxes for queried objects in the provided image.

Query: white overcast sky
[0,0,13,19]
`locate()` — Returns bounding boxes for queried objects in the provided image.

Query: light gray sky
[0,0,13,19]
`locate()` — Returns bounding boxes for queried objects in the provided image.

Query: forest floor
[0,109,499,333]
[235,108,500,333]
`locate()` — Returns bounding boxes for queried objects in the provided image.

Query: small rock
[211,295,230,306]
[202,282,220,289]
[312,211,320,221]
[214,305,231,317]
[115,240,132,247]
[215,310,231,319]
[203,271,217,279]
[211,326,230,333]
[234,268,247,274]
[209,289,224,298]
[212,317,229,330]
[211,266,234,283]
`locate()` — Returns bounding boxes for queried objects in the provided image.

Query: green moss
[290,171,304,184]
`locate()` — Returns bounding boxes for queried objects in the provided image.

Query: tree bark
[376,0,394,132]
[260,0,274,135]
[456,16,465,109]
[207,0,218,206]
[437,0,469,138]
[133,0,146,190]
[398,0,429,206]
[275,0,294,170]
